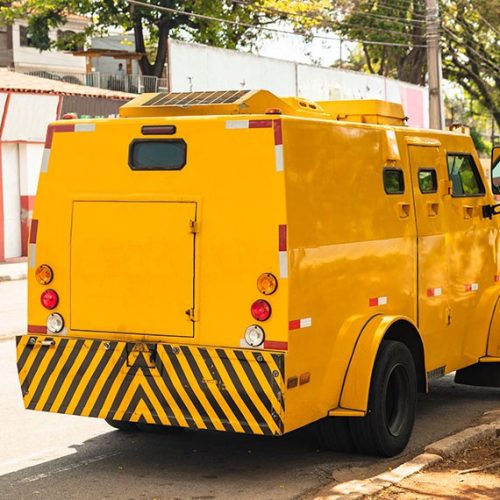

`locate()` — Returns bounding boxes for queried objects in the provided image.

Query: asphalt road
[0,280,499,499]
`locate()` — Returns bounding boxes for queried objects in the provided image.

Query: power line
[232,0,428,39]
[442,25,500,73]
[127,0,427,48]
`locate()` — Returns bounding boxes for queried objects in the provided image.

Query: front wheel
[348,340,417,456]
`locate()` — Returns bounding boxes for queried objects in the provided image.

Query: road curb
[314,410,500,499]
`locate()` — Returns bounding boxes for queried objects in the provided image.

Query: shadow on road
[0,376,498,499]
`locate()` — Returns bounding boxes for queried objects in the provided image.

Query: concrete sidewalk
[315,409,500,499]
[0,260,27,282]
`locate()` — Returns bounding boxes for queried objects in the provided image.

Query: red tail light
[41,289,59,310]
[251,300,271,321]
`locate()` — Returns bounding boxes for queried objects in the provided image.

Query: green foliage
[0,0,274,76]
[470,127,491,157]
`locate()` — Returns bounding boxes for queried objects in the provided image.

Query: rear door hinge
[189,219,199,234]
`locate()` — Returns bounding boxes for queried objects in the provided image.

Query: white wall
[2,144,21,258]
[2,93,59,142]
[170,41,297,95]
[169,40,429,128]
[19,143,43,197]
[12,20,86,73]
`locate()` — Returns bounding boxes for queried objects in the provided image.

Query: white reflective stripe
[300,317,312,328]
[433,288,442,296]
[28,244,36,268]
[75,123,96,133]
[471,283,479,291]
[275,145,284,171]
[40,149,51,173]
[378,296,388,306]
[225,120,249,129]
[279,251,288,278]
[239,338,263,349]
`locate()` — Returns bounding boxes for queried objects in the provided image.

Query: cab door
[407,143,451,373]
[443,151,497,367]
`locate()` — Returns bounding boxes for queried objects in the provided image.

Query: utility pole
[426,0,444,129]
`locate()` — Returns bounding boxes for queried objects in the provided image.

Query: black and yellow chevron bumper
[16,335,285,435]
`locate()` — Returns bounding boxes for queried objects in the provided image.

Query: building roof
[0,69,135,99]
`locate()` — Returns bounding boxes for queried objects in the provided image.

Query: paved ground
[0,280,26,338]
[1,280,499,499]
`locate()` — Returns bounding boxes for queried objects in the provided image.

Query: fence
[19,69,168,94]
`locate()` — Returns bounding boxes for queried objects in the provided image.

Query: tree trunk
[134,17,170,78]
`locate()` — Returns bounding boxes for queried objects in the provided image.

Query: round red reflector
[41,289,59,310]
[251,299,271,321]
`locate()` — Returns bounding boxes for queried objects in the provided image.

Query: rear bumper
[16,335,285,435]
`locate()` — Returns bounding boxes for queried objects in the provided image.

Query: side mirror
[491,146,500,196]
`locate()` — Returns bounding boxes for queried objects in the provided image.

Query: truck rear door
[70,200,197,337]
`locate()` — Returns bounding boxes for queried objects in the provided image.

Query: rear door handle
[397,202,411,218]
[463,205,474,219]
[427,202,439,217]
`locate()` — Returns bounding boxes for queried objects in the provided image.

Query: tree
[0,0,274,77]
[335,0,428,85]
[260,0,499,128]
[441,0,500,128]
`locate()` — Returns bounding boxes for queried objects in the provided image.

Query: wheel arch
[338,315,426,414]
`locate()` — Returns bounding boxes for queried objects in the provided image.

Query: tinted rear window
[129,140,186,170]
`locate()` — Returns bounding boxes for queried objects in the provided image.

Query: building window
[57,29,82,51]
[19,26,34,47]
[447,154,485,197]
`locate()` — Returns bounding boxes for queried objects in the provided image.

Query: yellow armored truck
[17,90,500,457]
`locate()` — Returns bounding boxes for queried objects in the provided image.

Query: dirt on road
[376,436,500,499]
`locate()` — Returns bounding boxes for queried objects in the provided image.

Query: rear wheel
[105,418,138,432]
[349,340,417,456]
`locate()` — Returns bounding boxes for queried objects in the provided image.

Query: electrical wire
[232,0,428,39]
[442,25,500,73]
[127,0,428,48]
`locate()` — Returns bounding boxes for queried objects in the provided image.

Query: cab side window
[447,154,485,197]
[418,169,437,194]
[492,158,500,195]
[383,168,405,194]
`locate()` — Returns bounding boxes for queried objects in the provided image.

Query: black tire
[105,418,139,432]
[317,416,356,453]
[348,340,417,457]
[136,423,182,434]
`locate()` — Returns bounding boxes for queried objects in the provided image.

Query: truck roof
[119,89,407,126]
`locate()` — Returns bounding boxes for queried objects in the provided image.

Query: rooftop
[0,69,134,99]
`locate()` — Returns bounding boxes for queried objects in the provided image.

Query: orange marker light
[257,273,278,295]
[35,264,53,285]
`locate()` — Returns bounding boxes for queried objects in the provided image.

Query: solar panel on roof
[142,90,251,107]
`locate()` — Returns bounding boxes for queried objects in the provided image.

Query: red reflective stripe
[45,124,75,148]
[29,219,38,244]
[273,119,283,145]
[249,120,272,129]
[289,319,301,330]
[264,340,288,350]
[28,325,46,333]
[369,297,378,307]
[495,275,499,282]
[279,224,287,251]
